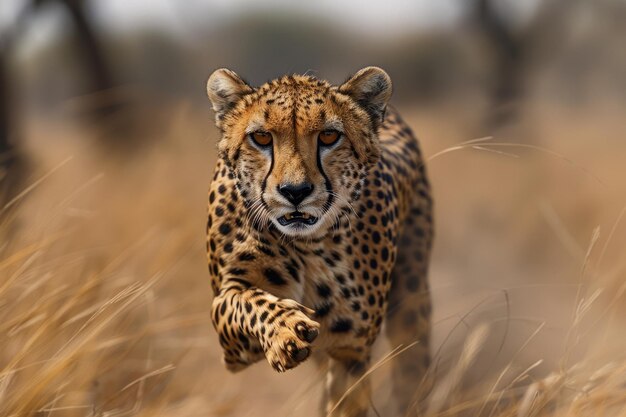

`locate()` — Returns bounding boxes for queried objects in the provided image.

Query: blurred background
[1,1,626,416]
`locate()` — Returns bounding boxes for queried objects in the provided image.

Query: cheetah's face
[207,67,392,238]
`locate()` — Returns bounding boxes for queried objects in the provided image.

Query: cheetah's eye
[251,131,272,147]
[318,130,341,146]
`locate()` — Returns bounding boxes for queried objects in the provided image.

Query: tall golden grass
[1,98,625,416]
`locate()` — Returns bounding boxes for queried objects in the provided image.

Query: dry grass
[1,96,625,416]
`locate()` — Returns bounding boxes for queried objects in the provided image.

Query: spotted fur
[206,67,433,416]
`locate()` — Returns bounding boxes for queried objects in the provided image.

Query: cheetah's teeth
[284,212,311,220]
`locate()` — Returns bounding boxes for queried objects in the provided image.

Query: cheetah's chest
[294,232,395,352]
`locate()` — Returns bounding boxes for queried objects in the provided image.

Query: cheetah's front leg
[211,279,320,373]
[326,355,372,417]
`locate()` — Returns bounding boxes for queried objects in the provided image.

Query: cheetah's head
[207,67,392,238]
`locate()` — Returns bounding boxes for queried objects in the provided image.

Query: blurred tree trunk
[60,0,114,95]
[474,0,525,128]
[62,0,136,148]
[34,0,114,96]
[0,47,10,159]
[22,0,146,150]
[0,40,24,209]
[34,0,133,147]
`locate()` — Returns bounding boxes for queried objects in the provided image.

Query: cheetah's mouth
[277,211,318,226]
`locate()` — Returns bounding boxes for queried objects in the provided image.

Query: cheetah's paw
[263,300,320,372]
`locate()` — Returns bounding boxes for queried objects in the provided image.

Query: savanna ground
[1,90,626,416]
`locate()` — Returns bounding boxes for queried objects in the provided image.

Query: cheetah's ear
[339,66,392,125]
[207,68,254,121]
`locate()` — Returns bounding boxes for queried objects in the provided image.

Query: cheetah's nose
[278,183,314,206]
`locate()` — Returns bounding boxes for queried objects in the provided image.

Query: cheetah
[206,67,433,416]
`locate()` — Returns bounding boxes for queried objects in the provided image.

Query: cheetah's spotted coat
[206,67,433,416]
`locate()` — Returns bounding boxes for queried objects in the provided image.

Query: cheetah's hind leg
[385,200,433,415]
